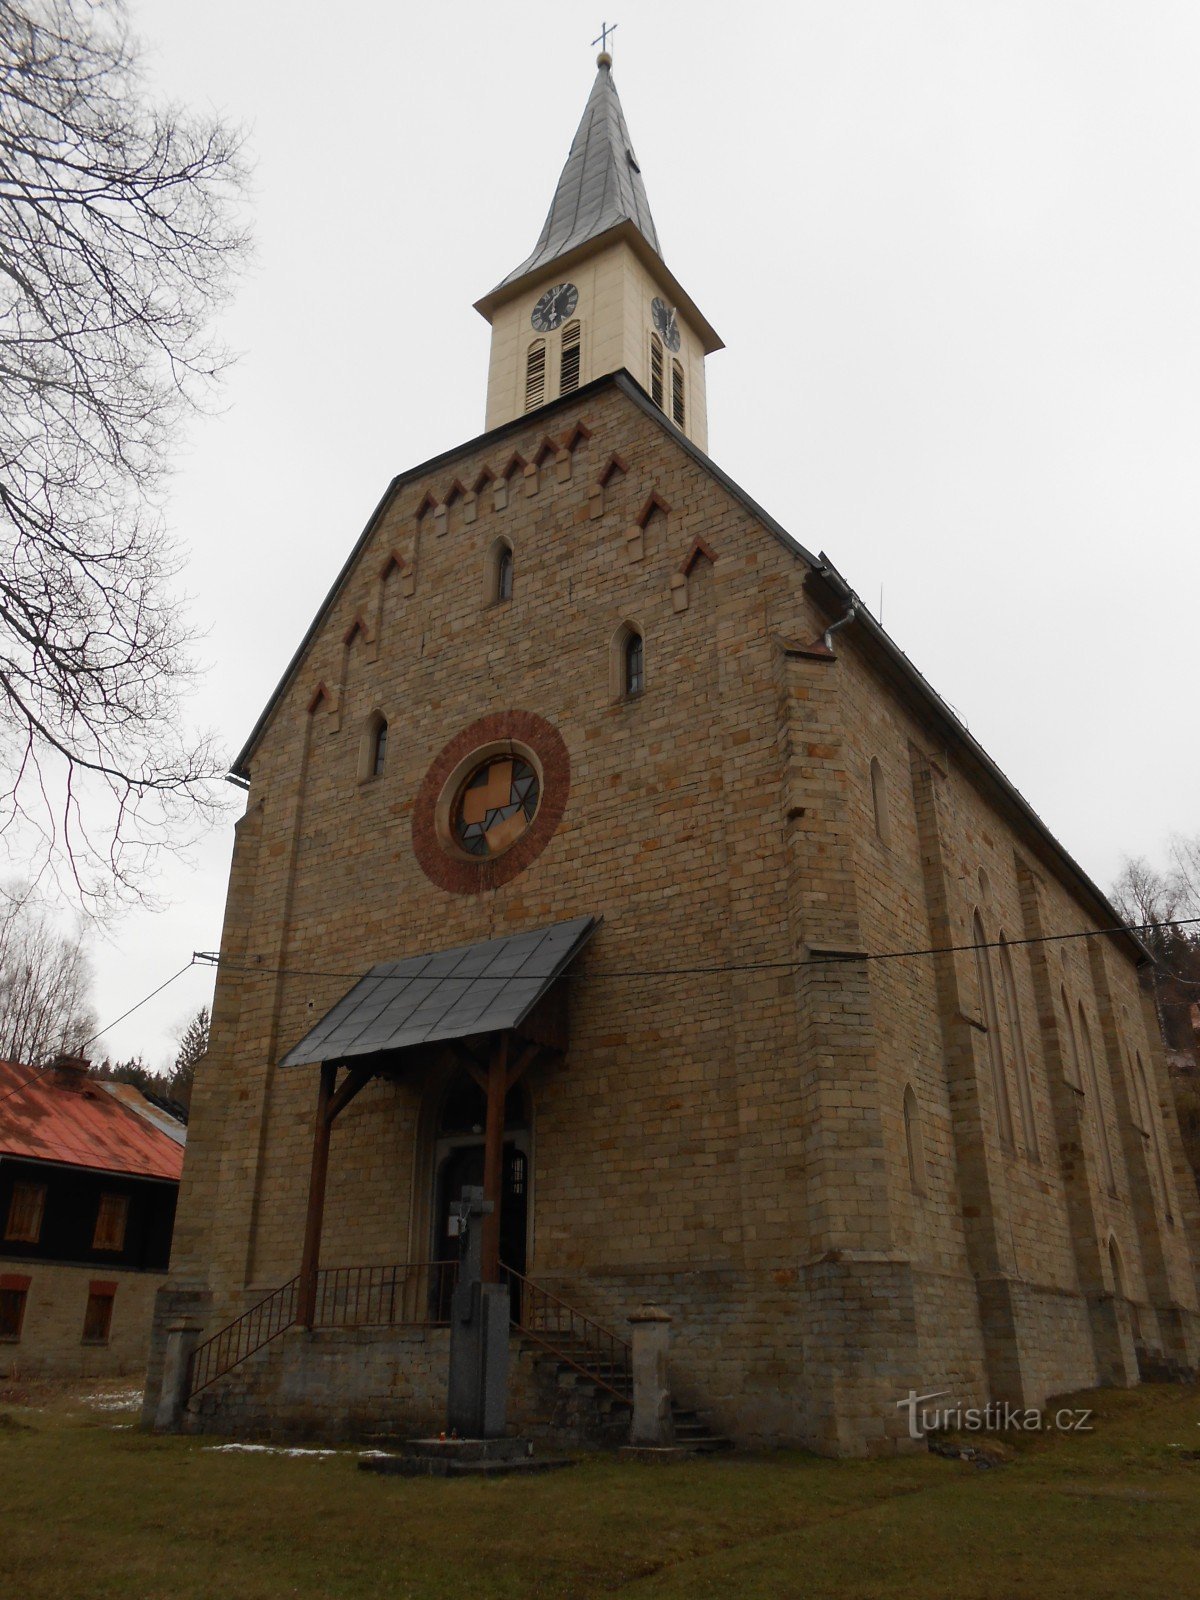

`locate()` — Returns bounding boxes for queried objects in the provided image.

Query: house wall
[0,1260,163,1380]
[157,379,1200,1453]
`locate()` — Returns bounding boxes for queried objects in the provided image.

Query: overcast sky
[80,0,1198,1066]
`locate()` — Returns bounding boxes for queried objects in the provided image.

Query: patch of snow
[203,1442,343,1458]
[80,1390,143,1411]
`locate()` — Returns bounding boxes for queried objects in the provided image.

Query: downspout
[822,601,857,651]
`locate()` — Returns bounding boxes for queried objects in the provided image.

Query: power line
[0,958,198,1111]
[191,916,1200,987]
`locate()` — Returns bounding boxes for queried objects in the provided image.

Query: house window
[4,1180,46,1244]
[82,1284,115,1345]
[524,340,546,411]
[650,334,664,409]
[372,718,388,777]
[1078,1004,1117,1193]
[560,321,581,394]
[624,630,644,697]
[92,1193,129,1253]
[0,1278,30,1340]
[671,359,685,427]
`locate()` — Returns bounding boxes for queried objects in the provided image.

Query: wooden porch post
[480,1033,508,1283]
[297,1061,337,1329]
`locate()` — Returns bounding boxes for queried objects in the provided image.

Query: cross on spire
[592,20,617,55]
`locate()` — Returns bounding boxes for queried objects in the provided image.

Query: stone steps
[517,1336,733,1454]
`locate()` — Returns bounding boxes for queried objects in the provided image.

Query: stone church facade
[147,56,1200,1455]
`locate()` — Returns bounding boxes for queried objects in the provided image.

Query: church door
[431,1069,530,1319]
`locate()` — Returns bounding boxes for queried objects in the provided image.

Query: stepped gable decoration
[411,710,571,894]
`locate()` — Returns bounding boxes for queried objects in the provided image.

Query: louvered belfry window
[525,340,546,411]
[650,335,664,409]
[560,321,581,394]
[671,360,685,428]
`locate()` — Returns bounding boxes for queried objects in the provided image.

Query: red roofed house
[0,1054,185,1378]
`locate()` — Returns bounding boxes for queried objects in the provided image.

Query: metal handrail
[186,1260,458,1400]
[500,1263,632,1404]
[188,1274,300,1399]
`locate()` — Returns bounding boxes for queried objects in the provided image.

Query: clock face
[531,282,579,332]
[651,296,681,352]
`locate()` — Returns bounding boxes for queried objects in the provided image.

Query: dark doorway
[432,1069,529,1320]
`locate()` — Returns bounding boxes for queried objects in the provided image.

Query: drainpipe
[822,601,857,652]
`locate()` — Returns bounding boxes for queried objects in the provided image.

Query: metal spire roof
[493,54,662,293]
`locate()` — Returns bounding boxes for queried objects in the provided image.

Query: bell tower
[474,52,722,451]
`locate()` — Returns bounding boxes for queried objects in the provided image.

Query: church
[145,53,1200,1455]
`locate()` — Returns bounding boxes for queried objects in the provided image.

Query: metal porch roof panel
[279,915,600,1068]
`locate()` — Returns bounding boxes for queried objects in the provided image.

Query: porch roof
[279,915,600,1068]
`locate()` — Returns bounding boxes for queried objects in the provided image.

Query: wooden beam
[445,1041,488,1094]
[505,1041,540,1091]
[480,1033,508,1283]
[297,1062,336,1329]
[323,1063,374,1125]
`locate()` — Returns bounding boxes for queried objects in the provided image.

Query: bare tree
[0,881,96,1064]
[0,1,246,912]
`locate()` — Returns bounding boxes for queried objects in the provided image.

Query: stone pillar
[628,1307,674,1446]
[154,1320,202,1432]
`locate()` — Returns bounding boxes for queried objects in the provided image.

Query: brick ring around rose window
[411,711,571,894]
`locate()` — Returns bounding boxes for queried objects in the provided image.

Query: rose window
[453,755,540,858]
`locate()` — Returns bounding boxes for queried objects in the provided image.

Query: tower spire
[490,54,662,296]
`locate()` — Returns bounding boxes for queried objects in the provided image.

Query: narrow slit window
[496,544,513,603]
[560,321,581,394]
[92,1192,129,1253]
[372,718,388,777]
[671,359,685,427]
[650,335,664,409]
[82,1287,115,1345]
[624,630,644,696]
[903,1083,926,1193]
[870,757,890,846]
[973,910,1015,1149]
[525,340,546,411]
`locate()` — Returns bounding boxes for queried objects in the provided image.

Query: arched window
[610,621,646,701]
[525,340,546,411]
[560,321,581,395]
[484,538,514,607]
[671,359,685,427]
[869,757,890,846]
[624,630,644,697]
[358,711,388,783]
[903,1083,926,1194]
[973,910,1015,1148]
[999,935,1039,1161]
[371,717,388,777]
[1107,1234,1125,1298]
[1060,985,1083,1089]
[1136,1051,1172,1218]
[1078,1003,1116,1193]
[649,334,665,409]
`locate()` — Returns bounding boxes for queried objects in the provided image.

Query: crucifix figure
[592,20,617,54]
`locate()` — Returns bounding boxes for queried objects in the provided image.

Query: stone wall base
[146,1260,1186,1456]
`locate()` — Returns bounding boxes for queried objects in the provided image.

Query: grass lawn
[2,1379,1199,1598]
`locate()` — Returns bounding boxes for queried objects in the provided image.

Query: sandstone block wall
[154,376,1200,1454]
